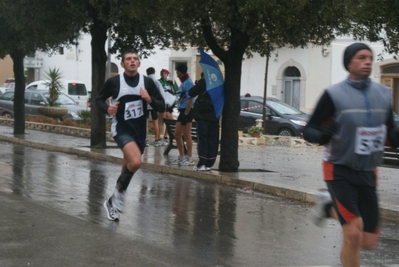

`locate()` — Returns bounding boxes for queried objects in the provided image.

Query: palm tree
[44,68,63,107]
[38,67,68,119]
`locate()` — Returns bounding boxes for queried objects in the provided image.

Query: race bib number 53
[124,100,143,120]
[355,125,386,155]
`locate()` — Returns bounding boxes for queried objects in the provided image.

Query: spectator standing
[146,67,166,147]
[303,42,399,266]
[189,72,219,171]
[96,51,165,221]
[158,68,177,145]
[171,64,195,166]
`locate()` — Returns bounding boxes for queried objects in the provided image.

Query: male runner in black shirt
[96,51,165,221]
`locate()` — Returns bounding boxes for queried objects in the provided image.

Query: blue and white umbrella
[199,50,225,119]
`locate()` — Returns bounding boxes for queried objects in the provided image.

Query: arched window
[284,67,301,77]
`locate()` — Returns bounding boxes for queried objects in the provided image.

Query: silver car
[0,89,88,121]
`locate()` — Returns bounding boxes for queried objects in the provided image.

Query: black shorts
[324,161,379,233]
[146,109,158,120]
[113,133,145,154]
[177,109,193,123]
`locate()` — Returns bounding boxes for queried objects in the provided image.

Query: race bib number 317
[124,100,143,120]
[355,125,386,155]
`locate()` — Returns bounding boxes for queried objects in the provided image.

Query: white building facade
[33,34,399,114]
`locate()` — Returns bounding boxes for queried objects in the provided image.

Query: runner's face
[121,53,140,74]
[162,72,168,79]
[347,49,373,80]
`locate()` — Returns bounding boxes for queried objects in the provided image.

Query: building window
[284,67,300,77]
[383,66,399,74]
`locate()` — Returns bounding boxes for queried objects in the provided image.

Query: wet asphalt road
[1,142,399,267]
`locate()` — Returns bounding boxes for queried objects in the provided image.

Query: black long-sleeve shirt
[96,72,165,114]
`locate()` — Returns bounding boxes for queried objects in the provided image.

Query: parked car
[0,106,13,118]
[3,78,27,90]
[0,89,88,121]
[26,80,89,108]
[4,83,15,90]
[3,78,15,87]
[239,96,309,136]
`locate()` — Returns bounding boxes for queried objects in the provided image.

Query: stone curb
[0,133,313,203]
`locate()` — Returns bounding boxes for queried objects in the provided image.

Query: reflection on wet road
[1,142,399,266]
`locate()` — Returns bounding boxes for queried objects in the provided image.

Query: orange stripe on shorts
[336,199,358,223]
[323,161,334,181]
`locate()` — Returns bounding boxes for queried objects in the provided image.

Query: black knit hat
[343,43,372,70]
[175,64,188,74]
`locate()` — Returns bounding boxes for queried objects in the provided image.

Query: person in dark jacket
[189,73,219,171]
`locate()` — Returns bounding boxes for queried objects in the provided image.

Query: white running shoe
[162,138,169,146]
[312,189,332,227]
[171,156,184,165]
[153,140,161,147]
[112,189,126,213]
[104,198,119,221]
[181,156,195,166]
[205,167,211,171]
[193,165,206,171]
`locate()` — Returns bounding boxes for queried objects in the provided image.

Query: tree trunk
[10,50,26,135]
[89,20,108,148]
[218,51,243,172]
[203,23,249,172]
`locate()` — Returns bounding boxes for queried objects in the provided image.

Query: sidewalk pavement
[0,124,399,221]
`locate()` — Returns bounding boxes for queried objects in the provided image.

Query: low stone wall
[238,136,314,148]
[0,118,113,141]
[0,118,314,148]
[238,131,315,148]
